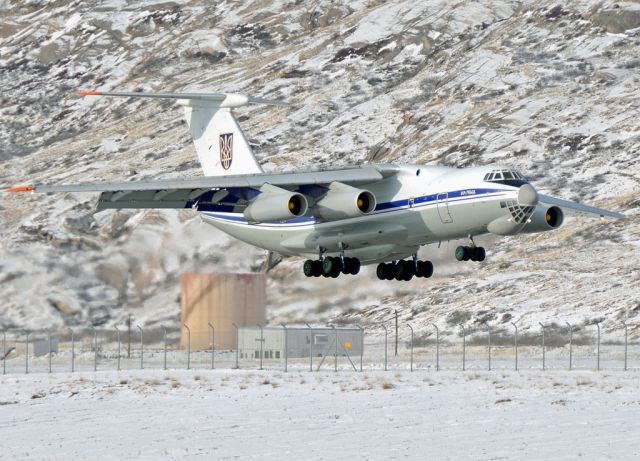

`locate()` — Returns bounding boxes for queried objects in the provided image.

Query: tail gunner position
[7,91,624,282]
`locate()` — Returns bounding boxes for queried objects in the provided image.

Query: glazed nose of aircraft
[517,183,538,206]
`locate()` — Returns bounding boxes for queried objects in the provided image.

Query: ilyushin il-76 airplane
[7,91,625,282]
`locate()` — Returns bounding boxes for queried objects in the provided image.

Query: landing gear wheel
[381,263,395,280]
[455,246,469,261]
[303,260,314,277]
[322,257,343,277]
[416,260,434,278]
[376,263,386,280]
[397,260,414,281]
[474,247,486,262]
[311,260,323,276]
[350,258,361,275]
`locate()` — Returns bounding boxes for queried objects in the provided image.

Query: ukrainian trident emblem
[219,133,233,170]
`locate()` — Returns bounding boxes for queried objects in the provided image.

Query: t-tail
[78,91,287,176]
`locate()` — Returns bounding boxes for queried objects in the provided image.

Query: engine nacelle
[243,184,308,222]
[519,205,564,234]
[312,182,376,221]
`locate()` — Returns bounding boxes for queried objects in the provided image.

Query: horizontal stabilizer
[78,91,287,108]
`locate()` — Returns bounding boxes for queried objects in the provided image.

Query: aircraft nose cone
[518,183,538,206]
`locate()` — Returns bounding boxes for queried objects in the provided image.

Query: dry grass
[170,379,180,389]
[495,398,512,404]
[119,379,128,385]
[381,382,394,390]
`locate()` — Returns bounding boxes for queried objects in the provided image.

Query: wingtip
[78,91,103,96]
[6,185,35,193]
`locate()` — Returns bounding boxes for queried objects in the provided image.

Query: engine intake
[519,205,564,234]
[313,182,376,221]
[243,184,308,222]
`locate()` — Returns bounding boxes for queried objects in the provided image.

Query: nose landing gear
[454,245,486,262]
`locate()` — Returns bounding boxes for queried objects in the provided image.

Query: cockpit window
[484,169,528,187]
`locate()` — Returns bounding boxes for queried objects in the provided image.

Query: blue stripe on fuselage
[200,187,512,226]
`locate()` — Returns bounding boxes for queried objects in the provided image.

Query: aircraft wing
[539,194,624,219]
[6,165,391,211]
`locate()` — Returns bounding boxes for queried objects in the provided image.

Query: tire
[312,260,323,277]
[322,257,335,276]
[455,246,467,261]
[422,260,434,278]
[303,260,315,277]
[384,263,395,280]
[376,263,386,280]
[351,258,361,275]
[341,257,351,275]
[475,247,486,262]
[462,246,471,261]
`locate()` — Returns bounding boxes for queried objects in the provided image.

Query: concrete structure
[180,273,266,350]
[238,326,363,359]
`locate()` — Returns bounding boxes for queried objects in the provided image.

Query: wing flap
[539,194,624,219]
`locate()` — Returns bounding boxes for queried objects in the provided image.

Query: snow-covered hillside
[0,0,638,340]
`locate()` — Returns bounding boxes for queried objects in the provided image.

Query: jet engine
[519,205,564,233]
[243,184,308,222]
[312,182,376,221]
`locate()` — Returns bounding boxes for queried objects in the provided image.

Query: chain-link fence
[1,320,638,375]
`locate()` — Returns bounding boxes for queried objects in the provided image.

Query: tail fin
[78,91,287,176]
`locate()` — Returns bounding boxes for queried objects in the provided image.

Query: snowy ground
[1,369,639,460]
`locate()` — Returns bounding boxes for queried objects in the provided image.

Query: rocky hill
[0,0,638,340]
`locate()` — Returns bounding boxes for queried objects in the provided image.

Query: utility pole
[394,310,398,357]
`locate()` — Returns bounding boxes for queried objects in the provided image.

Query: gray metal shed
[238,326,363,359]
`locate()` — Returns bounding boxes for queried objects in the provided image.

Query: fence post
[394,309,398,357]
[208,323,215,370]
[92,327,98,372]
[47,329,52,373]
[25,330,29,374]
[68,328,74,373]
[460,325,466,371]
[2,330,5,375]
[357,324,364,372]
[595,322,600,371]
[484,323,491,371]
[305,323,313,372]
[114,326,121,371]
[622,320,628,371]
[539,322,546,371]
[330,325,338,372]
[407,323,414,372]
[183,324,190,370]
[281,324,288,373]
[232,323,239,369]
[137,325,143,370]
[511,322,518,371]
[163,327,167,371]
[432,324,439,371]
[381,324,388,371]
[257,324,264,370]
[566,321,573,370]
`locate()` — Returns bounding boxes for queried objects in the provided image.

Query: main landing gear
[376,259,433,281]
[303,257,361,278]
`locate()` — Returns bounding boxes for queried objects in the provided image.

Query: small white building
[237,326,363,359]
